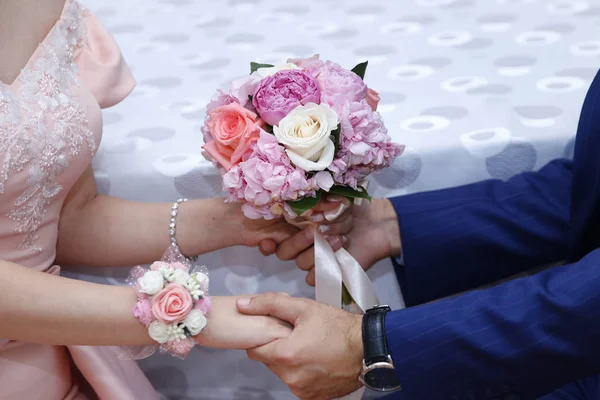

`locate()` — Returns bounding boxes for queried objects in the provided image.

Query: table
[67,0,599,398]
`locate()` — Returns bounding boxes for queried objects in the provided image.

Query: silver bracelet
[170,198,198,262]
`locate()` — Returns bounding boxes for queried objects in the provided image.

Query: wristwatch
[359,305,402,392]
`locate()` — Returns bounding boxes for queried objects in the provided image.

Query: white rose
[137,271,165,295]
[274,103,338,172]
[192,272,210,293]
[148,320,170,344]
[183,310,208,336]
[171,269,190,286]
[253,63,301,78]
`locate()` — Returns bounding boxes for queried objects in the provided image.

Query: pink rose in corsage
[252,70,322,126]
[152,283,194,324]
[202,103,265,171]
[132,298,153,326]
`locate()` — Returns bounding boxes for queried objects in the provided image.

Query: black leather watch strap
[362,306,391,365]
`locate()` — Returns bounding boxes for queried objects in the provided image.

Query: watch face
[364,367,401,392]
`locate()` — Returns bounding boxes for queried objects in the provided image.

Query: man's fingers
[236,292,308,324]
[276,228,314,261]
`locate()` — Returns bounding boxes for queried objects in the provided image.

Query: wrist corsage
[117,245,211,360]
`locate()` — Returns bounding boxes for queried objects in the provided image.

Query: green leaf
[351,61,368,80]
[248,95,253,103]
[264,124,274,134]
[330,124,341,153]
[329,185,371,201]
[342,284,354,305]
[250,62,274,74]
[288,190,322,216]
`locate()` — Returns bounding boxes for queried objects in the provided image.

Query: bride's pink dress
[0,1,159,398]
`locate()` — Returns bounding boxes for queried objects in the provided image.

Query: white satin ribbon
[314,201,380,400]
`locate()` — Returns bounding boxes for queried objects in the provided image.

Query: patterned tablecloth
[66,0,599,398]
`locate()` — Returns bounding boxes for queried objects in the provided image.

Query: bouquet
[201,55,403,311]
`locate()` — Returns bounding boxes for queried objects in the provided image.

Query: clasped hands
[231,197,399,399]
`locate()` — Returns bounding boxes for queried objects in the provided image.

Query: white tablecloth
[67,0,598,398]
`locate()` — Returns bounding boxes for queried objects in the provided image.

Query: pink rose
[366,88,380,111]
[202,103,264,171]
[252,70,321,126]
[151,283,194,324]
[317,61,367,112]
[133,298,153,326]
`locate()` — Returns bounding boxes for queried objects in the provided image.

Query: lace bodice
[0,0,134,269]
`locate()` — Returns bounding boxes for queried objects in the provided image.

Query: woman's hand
[195,296,292,350]
[258,196,355,285]
[260,198,401,286]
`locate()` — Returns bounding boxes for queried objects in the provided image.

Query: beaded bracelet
[170,198,198,263]
[117,245,211,360]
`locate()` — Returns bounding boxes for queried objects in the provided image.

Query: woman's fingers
[259,239,277,256]
[276,228,314,261]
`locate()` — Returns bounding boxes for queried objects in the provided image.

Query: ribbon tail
[314,229,343,309]
[335,248,380,313]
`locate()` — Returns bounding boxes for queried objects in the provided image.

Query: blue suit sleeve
[391,159,572,306]
[385,248,600,399]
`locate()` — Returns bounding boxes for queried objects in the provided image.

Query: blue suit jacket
[384,69,600,399]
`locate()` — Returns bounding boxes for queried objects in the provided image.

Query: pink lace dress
[0,1,159,398]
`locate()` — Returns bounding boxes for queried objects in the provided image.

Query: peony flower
[288,54,324,76]
[317,61,367,112]
[253,63,301,78]
[148,320,170,344]
[252,70,321,126]
[137,271,165,296]
[133,298,153,326]
[152,283,194,324]
[274,103,338,172]
[202,103,264,170]
[183,309,208,335]
[366,88,380,111]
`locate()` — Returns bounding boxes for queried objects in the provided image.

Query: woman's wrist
[175,199,247,256]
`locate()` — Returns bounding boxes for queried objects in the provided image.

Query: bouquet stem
[341,284,355,306]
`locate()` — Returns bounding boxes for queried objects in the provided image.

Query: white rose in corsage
[170,269,190,286]
[183,309,208,336]
[274,103,339,172]
[137,271,165,295]
[148,320,170,344]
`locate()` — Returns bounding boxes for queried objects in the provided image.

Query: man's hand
[260,198,402,285]
[237,293,364,400]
